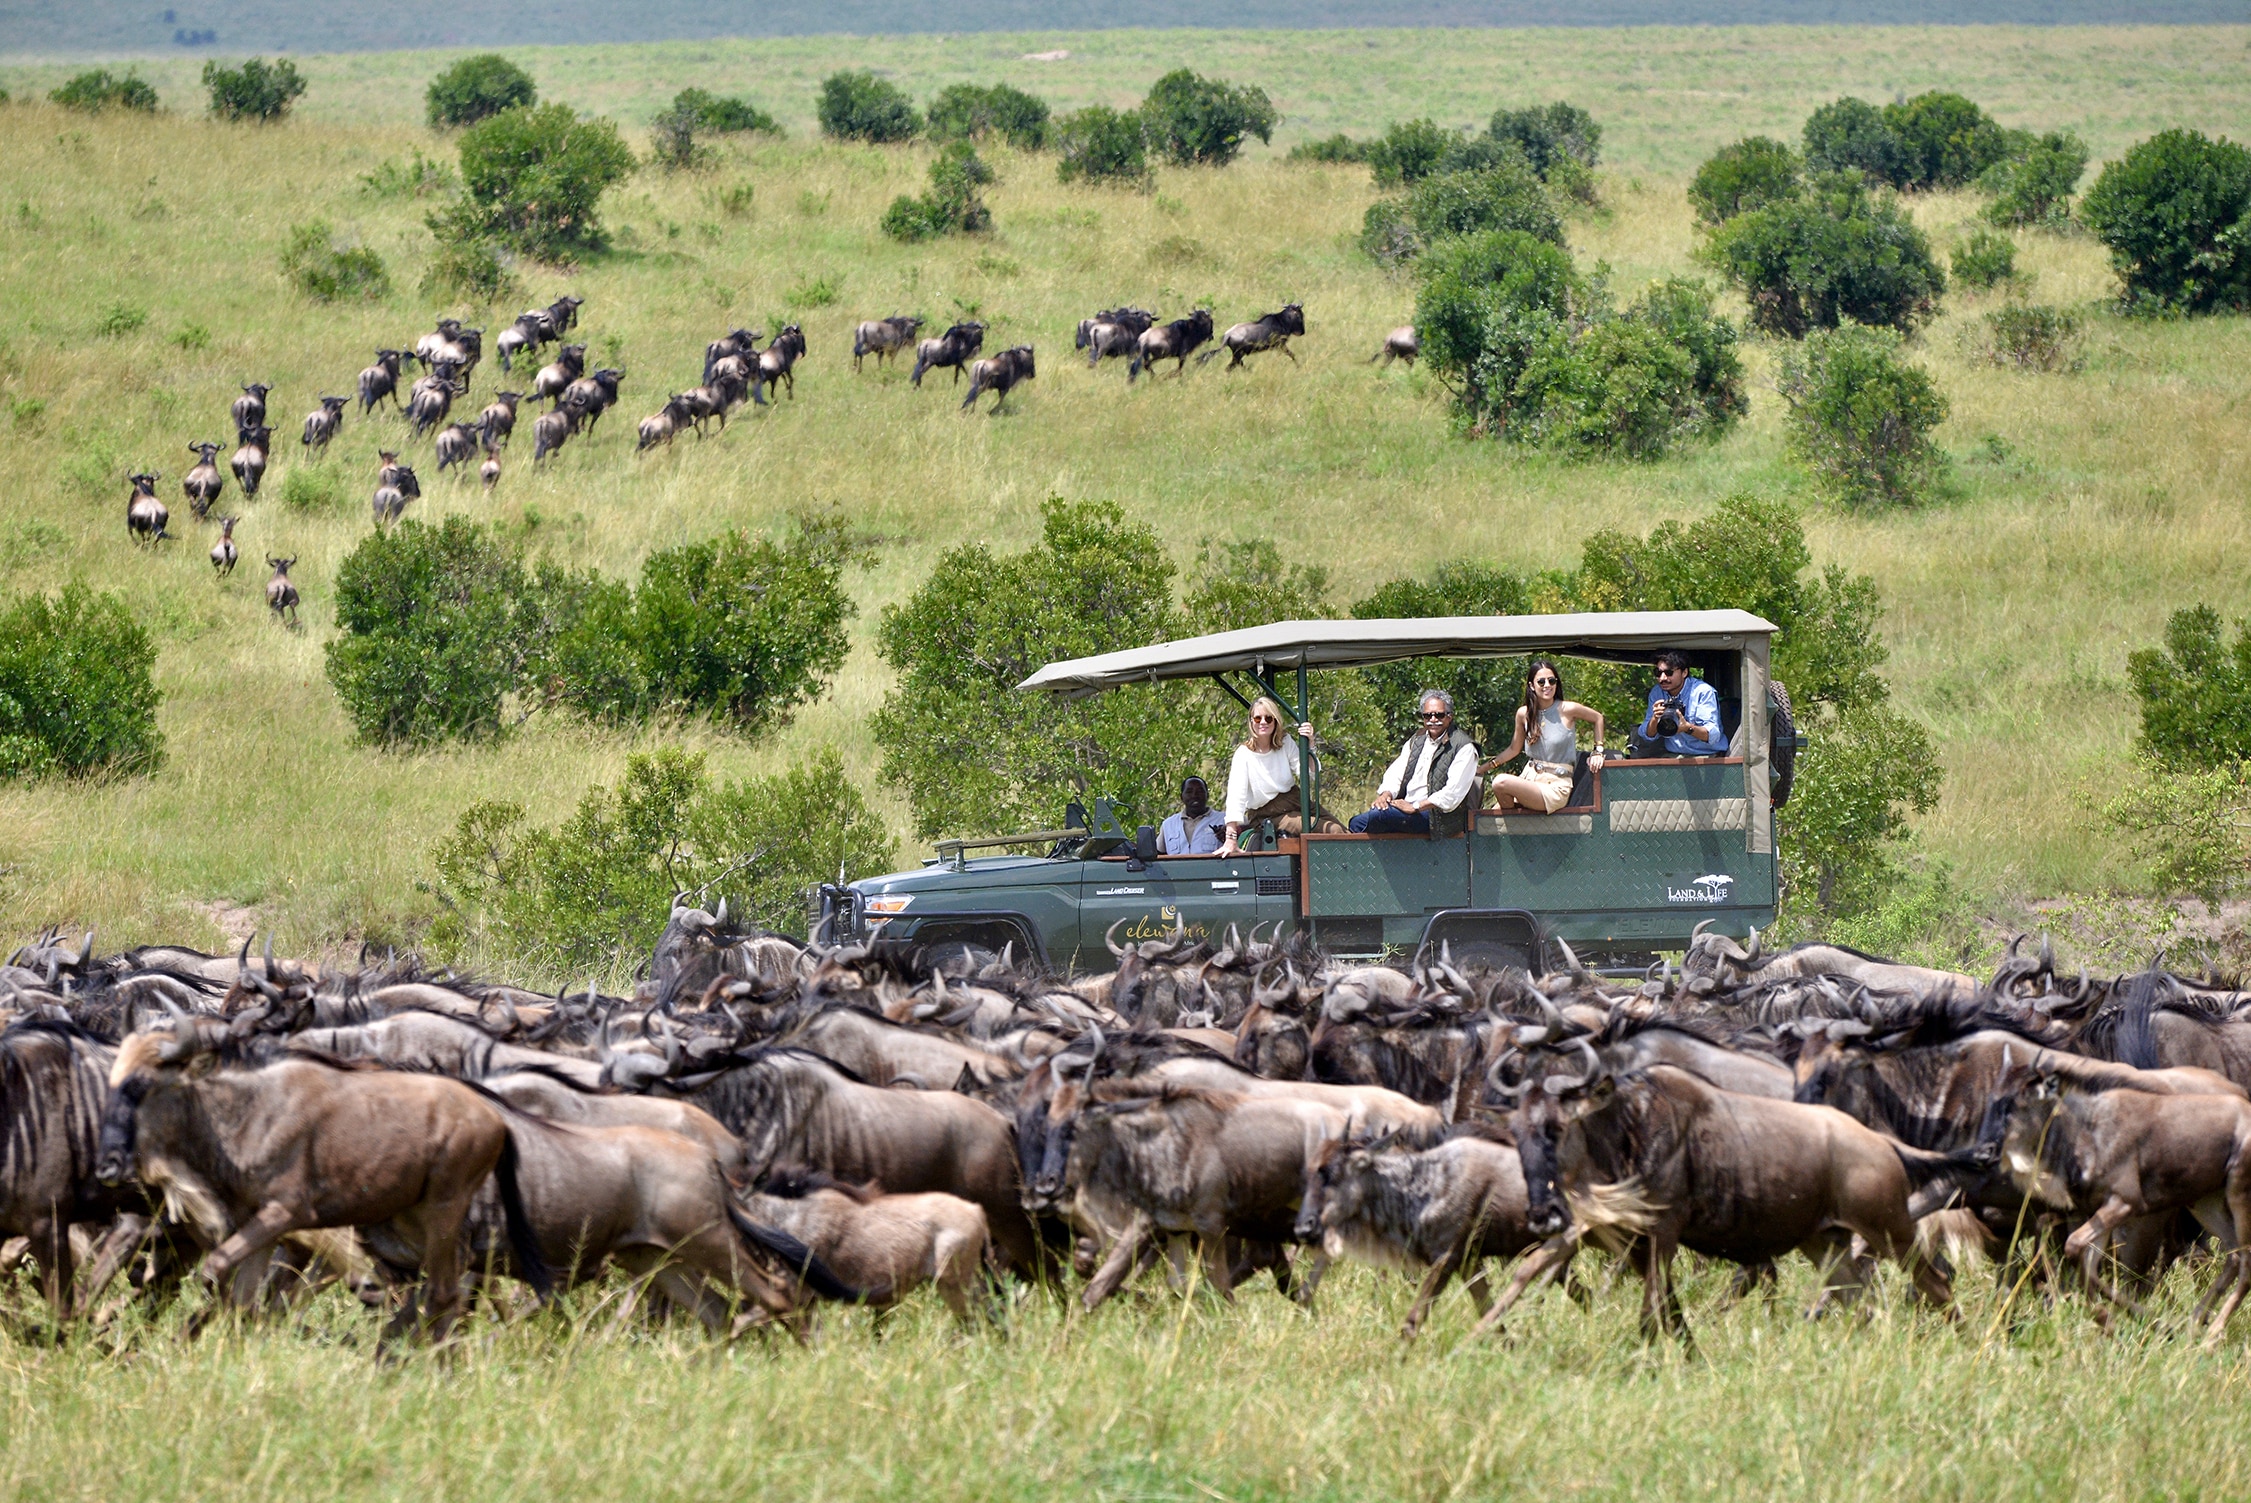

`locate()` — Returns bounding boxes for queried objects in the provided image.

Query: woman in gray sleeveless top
[1480,658,1606,813]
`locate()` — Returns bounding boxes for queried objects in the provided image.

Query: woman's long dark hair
[1521,658,1562,751]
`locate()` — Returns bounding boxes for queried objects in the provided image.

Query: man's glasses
[1419,711,1451,721]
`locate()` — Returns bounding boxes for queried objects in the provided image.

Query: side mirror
[1129,825,1157,870]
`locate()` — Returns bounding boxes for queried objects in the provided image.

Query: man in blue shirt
[1629,650,1727,758]
[1158,776,1225,855]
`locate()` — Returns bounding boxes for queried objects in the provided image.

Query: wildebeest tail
[1195,345,1224,365]
[726,1200,890,1303]
[494,1132,554,1298]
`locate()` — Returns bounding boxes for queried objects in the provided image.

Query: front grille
[1256,876,1296,896]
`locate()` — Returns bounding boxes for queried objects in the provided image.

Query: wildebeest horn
[714,896,729,926]
[605,1052,670,1090]
[2039,933,2054,971]
[1555,936,1590,978]
[1105,918,1130,957]
[1690,918,1715,946]
[1514,1024,1549,1047]
[1529,988,1564,1030]
[1744,928,1762,963]
[237,934,253,973]
[1826,1019,1871,1040]
[1542,1037,1603,1096]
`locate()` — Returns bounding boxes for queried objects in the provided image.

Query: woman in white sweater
[1223,696,1339,852]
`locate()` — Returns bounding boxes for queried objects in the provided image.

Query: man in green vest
[1348,690,1481,837]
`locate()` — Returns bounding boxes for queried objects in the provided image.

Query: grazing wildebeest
[753,325,806,402]
[300,395,347,453]
[209,515,238,576]
[532,344,587,406]
[740,1169,993,1322]
[1511,1045,1954,1346]
[95,1019,547,1341]
[961,346,1034,414]
[643,1046,1042,1278]
[356,349,405,414]
[126,471,169,544]
[1129,309,1214,382]
[1297,1130,1551,1337]
[0,1020,136,1321]
[231,383,272,433]
[1370,326,1419,367]
[910,321,985,387]
[182,442,225,518]
[1200,303,1305,370]
[264,556,299,624]
[853,316,922,371]
[1077,307,1155,368]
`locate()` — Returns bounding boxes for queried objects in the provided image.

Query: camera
[1651,697,1683,738]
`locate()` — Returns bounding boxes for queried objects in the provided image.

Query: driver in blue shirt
[1158,776,1226,855]
[1629,650,1726,758]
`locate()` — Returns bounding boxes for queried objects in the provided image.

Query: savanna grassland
[2,28,2251,1502]
[5,28,2250,964]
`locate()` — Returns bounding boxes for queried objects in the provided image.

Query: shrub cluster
[50,69,158,113]
[881,142,994,241]
[1055,105,1151,188]
[0,584,164,781]
[202,57,306,123]
[1803,92,2008,191]
[426,54,536,129]
[1975,303,2081,372]
[650,87,782,169]
[2108,605,2251,901]
[280,220,390,302]
[325,517,855,749]
[429,747,897,969]
[1317,103,1599,200]
[1950,229,2019,291]
[818,71,921,143]
[431,103,636,262]
[1140,69,1276,167]
[925,83,1049,150]
[1360,154,1561,265]
[1697,170,1945,337]
[1776,325,1950,507]
[1979,130,2089,228]
[1688,136,1800,226]
[2080,128,2251,315]
[1287,133,1370,165]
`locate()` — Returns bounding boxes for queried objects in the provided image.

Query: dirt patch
[190,900,262,951]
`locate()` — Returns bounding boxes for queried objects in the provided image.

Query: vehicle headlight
[862,893,914,924]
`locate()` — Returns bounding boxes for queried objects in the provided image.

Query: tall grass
[0,33,2246,965]
[6,1257,2251,1498]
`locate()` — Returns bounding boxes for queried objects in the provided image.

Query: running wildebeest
[911,321,985,387]
[210,515,238,575]
[356,350,405,415]
[1370,326,1418,367]
[961,346,1035,414]
[230,425,272,499]
[300,395,347,454]
[126,471,169,544]
[1200,304,1305,370]
[182,442,225,518]
[231,383,272,433]
[1077,307,1155,368]
[753,325,806,403]
[1129,309,1214,382]
[853,316,922,372]
[264,556,299,624]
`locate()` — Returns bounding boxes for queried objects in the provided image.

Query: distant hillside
[6,0,2249,57]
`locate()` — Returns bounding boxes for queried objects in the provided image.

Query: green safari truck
[815,610,1790,972]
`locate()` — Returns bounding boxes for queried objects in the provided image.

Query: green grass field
[0,26,2248,962]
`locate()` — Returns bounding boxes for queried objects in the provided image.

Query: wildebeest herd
[7,912,2251,1351]
[121,292,1348,603]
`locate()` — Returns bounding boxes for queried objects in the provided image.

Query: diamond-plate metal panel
[1608,798,1748,834]
[1304,839,1469,917]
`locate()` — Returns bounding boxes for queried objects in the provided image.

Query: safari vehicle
[816,610,1792,972]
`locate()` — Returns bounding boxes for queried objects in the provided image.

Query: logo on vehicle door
[1666,873,1735,905]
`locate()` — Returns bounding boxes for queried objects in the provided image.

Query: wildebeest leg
[1466,1234,1577,1340]
[1196,1230,1238,1301]
[1642,1235,1691,1348]
[1082,1213,1154,1310]
[79,1212,155,1315]
[1292,1249,1332,1311]
[1400,1243,1465,1339]
[1461,1263,1494,1317]
[197,1200,304,1299]
[23,1216,73,1323]
[2200,1251,2251,1349]
[2064,1198,2149,1325]
[1279,342,1297,362]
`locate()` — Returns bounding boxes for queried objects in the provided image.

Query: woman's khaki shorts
[1508,762,1574,813]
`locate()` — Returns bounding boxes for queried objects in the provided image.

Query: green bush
[96,303,148,338]
[1979,129,2088,228]
[50,69,158,113]
[280,220,390,302]
[1777,325,1951,507]
[1699,172,1946,337]
[425,54,536,129]
[1289,132,1372,166]
[360,148,458,199]
[882,141,994,241]
[2105,764,2251,906]
[668,87,779,137]
[0,584,164,781]
[2080,128,2251,315]
[1055,105,1150,188]
[1779,701,1943,919]
[1978,302,2081,372]
[874,497,1200,840]
[1881,91,2010,190]
[1951,228,2018,290]
[1368,118,1457,185]
[325,517,539,747]
[2126,605,2251,771]
[646,104,710,172]
[1358,198,1420,265]
[428,747,897,970]
[1802,97,1911,185]
[1629,277,1749,431]
[1351,565,1536,748]
[279,465,346,509]
[925,83,1049,150]
[1413,227,1579,431]
[436,103,636,260]
[1139,69,1275,168]
[1486,101,1601,177]
[420,231,517,303]
[1406,158,1563,245]
[1688,136,1801,225]
[817,70,920,143]
[1515,316,1701,460]
[202,57,306,123]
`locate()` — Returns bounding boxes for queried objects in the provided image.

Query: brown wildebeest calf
[739,1169,992,1322]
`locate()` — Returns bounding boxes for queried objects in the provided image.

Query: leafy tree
[1779,702,1942,918]
[1140,69,1276,168]
[2080,129,2251,314]
[1413,227,1580,432]
[1776,325,1951,508]
[1351,564,1536,748]
[1054,105,1150,187]
[874,498,1194,839]
[1881,91,2010,190]
[2126,605,2251,771]
[1628,277,1748,431]
[325,517,540,746]
[2105,764,2251,907]
[425,54,536,129]
[1514,314,1703,460]
[1802,97,1911,185]
[1699,172,1946,337]
[202,57,306,123]
[1978,303,2081,372]
[1979,129,2088,228]
[0,584,163,780]
[428,747,896,971]
[437,103,636,260]
[280,220,390,302]
[669,87,781,136]
[925,83,1049,150]
[1487,100,1601,197]
[1688,136,1801,225]
[49,69,158,113]
[1368,118,1457,185]
[817,71,920,143]
[1407,158,1564,245]
[1951,228,2018,290]
[882,141,994,240]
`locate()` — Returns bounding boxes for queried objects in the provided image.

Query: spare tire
[1769,680,1799,808]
